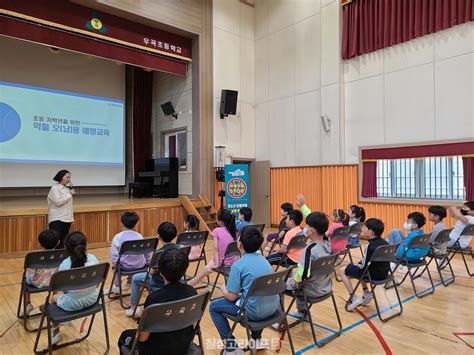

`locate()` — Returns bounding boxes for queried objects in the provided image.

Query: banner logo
[227,178,247,199]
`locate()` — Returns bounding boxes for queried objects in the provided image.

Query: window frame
[358,139,468,206]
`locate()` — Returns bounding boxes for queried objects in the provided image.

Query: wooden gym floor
[0,232,473,354]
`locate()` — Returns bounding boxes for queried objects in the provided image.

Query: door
[249,161,271,226]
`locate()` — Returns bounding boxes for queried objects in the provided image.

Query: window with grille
[376,156,465,200]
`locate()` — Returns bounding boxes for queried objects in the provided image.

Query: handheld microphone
[68,182,74,190]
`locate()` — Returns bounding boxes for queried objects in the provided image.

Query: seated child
[262,202,293,252]
[285,212,331,318]
[188,209,237,287]
[327,209,350,254]
[339,218,390,311]
[110,211,149,295]
[447,202,474,248]
[347,205,366,226]
[126,222,180,317]
[266,209,303,266]
[183,214,204,260]
[50,232,99,344]
[209,228,279,353]
[118,248,197,355]
[236,207,254,236]
[427,206,448,255]
[394,212,429,263]
[23,229,60,315]
[387,211,425,245]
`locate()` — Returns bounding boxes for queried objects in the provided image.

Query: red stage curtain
[463,157,474,200]
[361,161,378,198]
[342,0,474,60]
[132,68,153,178]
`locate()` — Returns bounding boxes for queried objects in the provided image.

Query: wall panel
[270,165,462,240]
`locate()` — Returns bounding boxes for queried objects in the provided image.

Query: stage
[0,194,196,257]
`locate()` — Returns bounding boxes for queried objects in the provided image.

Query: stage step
[179,195,217,234]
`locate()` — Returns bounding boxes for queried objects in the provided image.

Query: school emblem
[226,178,247,199]
[86,13,107,33]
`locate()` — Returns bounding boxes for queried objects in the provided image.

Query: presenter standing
[47,170,75,248]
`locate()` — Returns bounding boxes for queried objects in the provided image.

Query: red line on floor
[453,333,474,349]
[354,308,392,355]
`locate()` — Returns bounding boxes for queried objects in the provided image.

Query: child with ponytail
[328,209,350,253]
[348,205,366,226]
[184,214,203,260]
[188,209,237,287]
[50,232,99,344]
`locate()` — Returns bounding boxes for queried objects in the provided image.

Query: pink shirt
[327,222,344,236]
[212,227,236,266]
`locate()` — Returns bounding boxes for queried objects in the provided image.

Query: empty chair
[108,238,158,308]
[120,291,211,355]
[221,268,295,355]
[33,263,110,354]
[348,244,403,322]
[284,254,342,347]
[17,249,68,332]
[385,234,435,299]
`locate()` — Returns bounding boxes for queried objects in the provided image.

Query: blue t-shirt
[395,230,429,262]
[227,253,279,320]
[237,221,253,235]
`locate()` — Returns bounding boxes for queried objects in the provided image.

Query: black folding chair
[241,224,265,234]
[330,226,351,282]
[17,249,68,332]
[443,224,474,277]
[132,246,191,319]
[209,242,241,300]
[348,244,403,322]
[121,291,211,355]
[385,234,435,299]
[177,231,209,282]
[275,234,307,271]
[108,238,158,308]
[414,229,455,286]
[222,268,295,355]
[266,226,289,256]
[33,263,110,355]
[284,254,342,347]
[347,222,365,261]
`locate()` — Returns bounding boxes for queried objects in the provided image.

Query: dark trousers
[49,220,72,248]
[266,253,298,266]
[118,329,137,355]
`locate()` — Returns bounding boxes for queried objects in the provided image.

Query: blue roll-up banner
[224,164,250,226]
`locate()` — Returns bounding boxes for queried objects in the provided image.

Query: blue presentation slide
[0,81,124,165]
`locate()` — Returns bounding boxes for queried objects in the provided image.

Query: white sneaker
[51,331,63,345]
[346,296,363,312]
[111,286,120,295]
[255,338,269,350]
[125,306,143,318]
[361,292,374,305]
[272,322,281,331]
[223,348,244,355]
